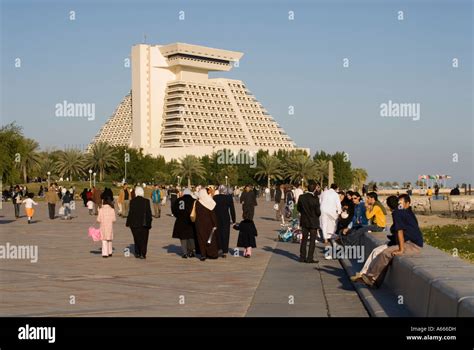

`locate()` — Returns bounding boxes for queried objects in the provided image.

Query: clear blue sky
[1,0,472,184]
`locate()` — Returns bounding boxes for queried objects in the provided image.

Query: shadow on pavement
[162,244,182,256]
[262,245,299,261]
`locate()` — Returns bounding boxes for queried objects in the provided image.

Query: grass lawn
[423,224,474,263]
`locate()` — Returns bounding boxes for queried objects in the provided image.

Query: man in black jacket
[126,186,153,259]
[296,181,321,263]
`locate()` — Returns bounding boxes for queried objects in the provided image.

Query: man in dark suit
[296,181,321,263]
[126,186,153,259]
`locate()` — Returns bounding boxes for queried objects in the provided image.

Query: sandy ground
[385,213,474,228]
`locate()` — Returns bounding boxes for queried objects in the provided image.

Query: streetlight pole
[89,169,92,188]
[93,172,96,187]
[124,152,129,184]
[47,171,51,188]
[177,176,181,187]
[225,175,228,186]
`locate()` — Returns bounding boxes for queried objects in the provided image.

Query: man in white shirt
[293,183,304,205]
[319,183,342,246]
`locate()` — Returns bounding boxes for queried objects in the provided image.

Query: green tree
[254,155,283,188]
[0,123,24,184]
[86,142,119,181]
[284,154,317,185]
[16,138,42,183]
[352,168,368,191]
[172,155,206,187]
[331,151,352,189]
[314,159,329,187]
[54,149,86,181]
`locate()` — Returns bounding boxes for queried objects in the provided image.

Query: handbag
[190,201,197,222]
[88,227,101,242]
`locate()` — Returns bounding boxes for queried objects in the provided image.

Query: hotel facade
[89,42,305,160]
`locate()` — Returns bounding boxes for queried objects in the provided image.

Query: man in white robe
[319,184,342,243]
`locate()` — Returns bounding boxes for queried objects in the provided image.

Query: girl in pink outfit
[97,197,116,258]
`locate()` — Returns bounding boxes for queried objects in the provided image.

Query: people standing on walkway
[240,184,257,220]
[233,218,257,258]
[360,194,423,287]
[92,187,102,216]
[45,185,58,220]
[194,189,218,261]
[213,185,236,258]
[22,193,38,224]
[293,183,304,206]
[172,188,196,258]
[62,189,73,220]
[126,186,152,259]
[169,186,179,215]
[265,187,270,202]
[81,188,88,207]
[97,196,116,258]
[12,186,22,219]
[274,184,284,223]
[151,184,162,218]
[297,181,321,263]
[319,183,342,249]
[118,183,130,217]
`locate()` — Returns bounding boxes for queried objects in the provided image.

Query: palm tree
[85,142,119,181]
[55,149,86,181]
[314,159,329,187]
[38,154,55,179]
[254,155,283,188]
[284,154,318,186]
[352,168,368,190]
[16,138,41,183]
[172,155,206,187]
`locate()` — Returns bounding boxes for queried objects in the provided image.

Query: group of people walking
[91,183,258,260]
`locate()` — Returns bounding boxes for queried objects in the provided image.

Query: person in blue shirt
[351,192,368,229]
[361,194,423,287]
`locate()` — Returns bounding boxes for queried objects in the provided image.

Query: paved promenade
[0,198,367,317]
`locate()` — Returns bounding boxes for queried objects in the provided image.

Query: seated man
[351,195,399,281]
[341,192,386,246]
[360,194,423,287]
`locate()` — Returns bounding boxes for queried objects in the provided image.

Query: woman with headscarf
[195,188,219,261]
[126,186,153,259]
[172,188,197,258]
[213,185,236,258]
[240,184,257,220]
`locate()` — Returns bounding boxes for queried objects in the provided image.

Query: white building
[89,42,306,160]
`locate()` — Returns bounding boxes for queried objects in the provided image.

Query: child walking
[233,218,257,258]
[87,199,94,215]
[97,197,116,258]
[22,193,38,224]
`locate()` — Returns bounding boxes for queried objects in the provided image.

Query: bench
[359,231,474,317]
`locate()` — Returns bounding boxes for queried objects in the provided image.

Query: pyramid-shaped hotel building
[89,43,304,160]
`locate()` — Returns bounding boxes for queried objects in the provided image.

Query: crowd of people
[292,181,424,288]
[4,179,426,288]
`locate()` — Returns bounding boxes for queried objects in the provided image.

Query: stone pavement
[0,197,368,317]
